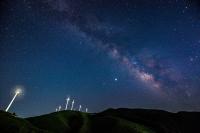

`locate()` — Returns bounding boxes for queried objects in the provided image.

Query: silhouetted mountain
[0,108,200,133]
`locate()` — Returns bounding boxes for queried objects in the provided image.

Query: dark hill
[0,110,49,133]
[99,108,200,133]
[0,108,200,133]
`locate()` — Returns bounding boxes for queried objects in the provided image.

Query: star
[190,57,194,62]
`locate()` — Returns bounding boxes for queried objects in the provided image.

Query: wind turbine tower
[79,105,82,111]
[65,97,70,110]
[58,105,62,111]
[71,100,75,110]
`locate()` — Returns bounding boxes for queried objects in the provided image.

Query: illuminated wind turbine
[56,108,58,112]
[79,105,82,111]
[58,105,62,111]
[85,108,88,113]
[5,88,22,112]
[65,97,70,110]
[71,100,74,110]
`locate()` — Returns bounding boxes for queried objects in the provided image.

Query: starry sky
[1,0,200,117]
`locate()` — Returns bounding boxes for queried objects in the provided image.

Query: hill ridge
[0,108,200,133]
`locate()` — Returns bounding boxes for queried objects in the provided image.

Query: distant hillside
[99,108,200,133]
[0,108,200,133]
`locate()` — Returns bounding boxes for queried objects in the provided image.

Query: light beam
[5,88,22,112]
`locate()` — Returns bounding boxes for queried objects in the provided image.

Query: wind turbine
[85,108,88,113]
[5,88,22,112]
[58,105,62,111]
[65,97,70,110]
[71,100,74,110]
[79,105,82,111]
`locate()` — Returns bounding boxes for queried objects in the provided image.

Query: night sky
[1,0,200,117]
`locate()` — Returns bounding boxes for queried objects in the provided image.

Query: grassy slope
[1,108,200,133]
[90,115,155,133]
[27,111,91,133]
[26,110,154,133]
[0,111,49,133]
[100,108,200,133]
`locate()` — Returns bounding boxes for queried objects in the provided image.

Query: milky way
[44,0,199,98]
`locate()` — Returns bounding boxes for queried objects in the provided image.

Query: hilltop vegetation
[0,108,200,133]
